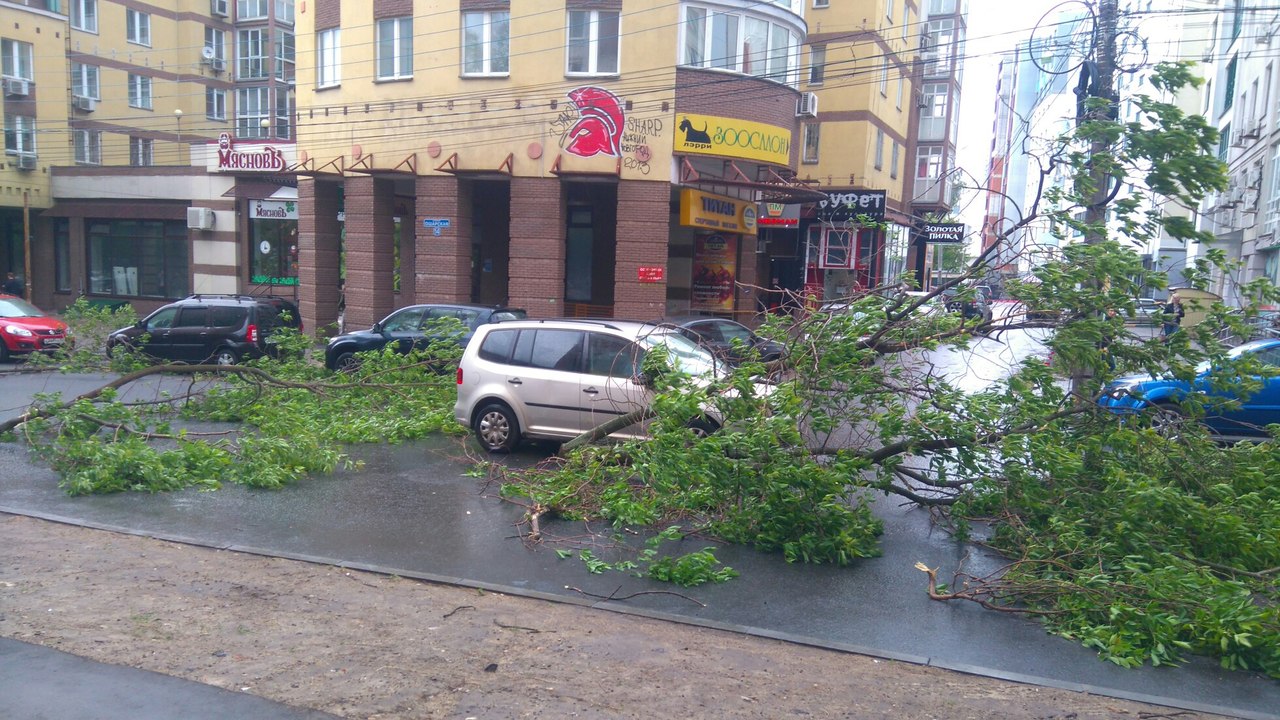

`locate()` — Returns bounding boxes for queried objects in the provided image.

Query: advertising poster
[691,234,738,312]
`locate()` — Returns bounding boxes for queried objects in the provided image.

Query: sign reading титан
[920,222,965,244]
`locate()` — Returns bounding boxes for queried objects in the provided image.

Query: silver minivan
[454,318,720,452]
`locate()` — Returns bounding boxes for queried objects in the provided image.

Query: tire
[1142,402,1184,437]
[474,402,521,453]
[212,347,240,366]
[686,417,720,438]
[0,341,9,363]
[333,351,360,373]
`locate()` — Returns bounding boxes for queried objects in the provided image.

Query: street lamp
[174,109,183,165]
[260,117,271,140]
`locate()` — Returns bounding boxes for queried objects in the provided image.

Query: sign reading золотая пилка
[920,222,965,244]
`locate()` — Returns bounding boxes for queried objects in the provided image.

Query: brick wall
[508,177,564,318]
[414,175,472,303]
[314,0,340,30]
[297,179,343,335]
[614,180,669,319]
[343,176,396,329]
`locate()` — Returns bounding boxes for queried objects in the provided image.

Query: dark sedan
[324,303,526,371]
[1098,339,1280,438]
[662,316,784,365]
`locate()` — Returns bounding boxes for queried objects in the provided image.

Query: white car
[455,318,724,452]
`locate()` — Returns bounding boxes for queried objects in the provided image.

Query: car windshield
[639,331,719,376]
[0,297,43,318]
[1194,342,1273,374]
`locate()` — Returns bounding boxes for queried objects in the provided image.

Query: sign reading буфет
[920,222,965,244]
[815,190,887,222]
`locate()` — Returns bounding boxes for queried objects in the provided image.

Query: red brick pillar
[613,180,669,319]
[344,176,396,329]
[736,231,760,322]
[297,178,343,336]
[508,177,564,317]
[414,175,471,303]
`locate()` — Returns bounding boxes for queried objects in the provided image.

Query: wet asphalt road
[1,330,1277,720]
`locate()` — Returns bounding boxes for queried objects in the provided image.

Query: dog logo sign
[678,117,713,149]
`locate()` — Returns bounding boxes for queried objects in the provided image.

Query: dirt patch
[1,514,1222,719]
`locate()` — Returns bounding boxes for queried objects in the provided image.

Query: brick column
[508,177,564,317]
[735,231,760,321]
[344,176,396,329]
[613,180,670,319]
[414,175,471,303]
[297,178,343,336]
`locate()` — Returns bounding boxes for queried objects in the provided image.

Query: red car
[0,294,71,362]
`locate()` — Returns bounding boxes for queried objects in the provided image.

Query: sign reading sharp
[921,222,965,244]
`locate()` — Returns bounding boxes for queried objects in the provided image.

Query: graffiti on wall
[557,86,625,158]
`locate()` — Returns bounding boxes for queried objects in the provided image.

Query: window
[71,0,96,32]
[887,0,894,21]
[87,220,189,298]
[684,8,706,66]
[250,213,299,285]
[902,4,909,42]
[462,11,510,75]
[709,12,740,70]
[130,137,153,166]
[236,87,270,138]
[1223,55,1237,112]
[802,122,819,163]
[238,28,267,79]
[4,114,35,155]
[74,129,101,164]
[890,142,899,179]
[587,333,638,378]
[128,74,152,109]
[274,29,295,81]
[896,75,903,108]
[317,28,340,86]
[206,88,227,120]
[126,9,150,46]
[276,0,294,25]
[71,62,99,99]
[809,45,825,84]
[813,0,829,7]
[54,220,70,293]
[204,27,226,63]
[529,330,585,371]
[875,128,885,170]
[238,0,267,20]
[822,230,853,268]
[273,87,293,139]
[879,59,889,95]
[917,146,942,178]
[2,40,33,80]
[567,9,619,75]
[377,17,413,79]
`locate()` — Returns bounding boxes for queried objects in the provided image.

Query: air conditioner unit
[3,77,29,97]
[186,207,215,230]
[15,153,36,171]
[796,92,819,118]
[210,0,229,17]
[1242,121,1260,139]
[209,58,226,73]
[72,95,95,112]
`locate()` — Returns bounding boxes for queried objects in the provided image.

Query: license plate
[42,337,64,347]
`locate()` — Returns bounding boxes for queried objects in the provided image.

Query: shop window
[249,212,299,286]
[567,9,619,75]
[87,220,188,298]
[821,230,853,269]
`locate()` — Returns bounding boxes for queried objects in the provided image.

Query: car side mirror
[372,321,384,334]
[631,373,654,387]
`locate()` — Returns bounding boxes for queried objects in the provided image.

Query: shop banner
[673,113,791,166]
[815,190,887,222]
[919,222,965,244]
[691,234,738,312]
[249,199,298,220]
[679,188,758,235]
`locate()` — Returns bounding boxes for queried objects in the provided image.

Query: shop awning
[679,158,828,204]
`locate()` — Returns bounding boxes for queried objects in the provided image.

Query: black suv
[107,294,302,365]
[324,303,526,371]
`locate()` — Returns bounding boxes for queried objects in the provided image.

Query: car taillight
[247,324,258,342]
[456,367,463,384]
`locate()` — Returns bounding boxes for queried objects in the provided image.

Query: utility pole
[1070,0,1119,399]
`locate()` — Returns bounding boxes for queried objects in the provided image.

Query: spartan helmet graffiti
[563,86,625,158]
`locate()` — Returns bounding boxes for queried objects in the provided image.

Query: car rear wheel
[1142,402,1185,437]
[686,417,720,438]
[212,347,240,366]
[0,341,9,363]
[474,402,521,453]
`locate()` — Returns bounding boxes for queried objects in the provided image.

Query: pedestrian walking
[1161,296,1184,339]
[2,272,22,297]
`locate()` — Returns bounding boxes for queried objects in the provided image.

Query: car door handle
[507,378,522,385]
[583,387,599,395]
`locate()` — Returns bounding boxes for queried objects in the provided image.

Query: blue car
[1098,339,1280,438]
[324,303,526,371]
